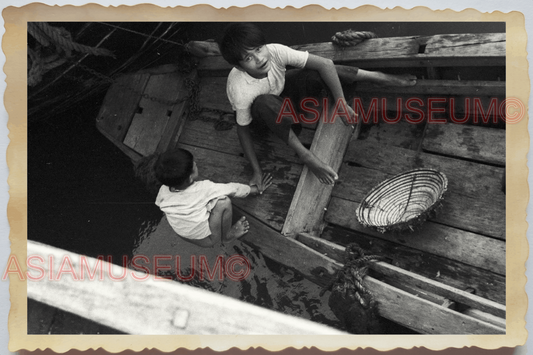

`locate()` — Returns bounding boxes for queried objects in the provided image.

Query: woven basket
[356,169,448,233]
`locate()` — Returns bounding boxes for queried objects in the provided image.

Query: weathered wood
[178,143,301,231]
[198,76,233,112]
[340,140,505,239]
[326,197,505,275]
[281,118,353,237]
[351,120,425,150]
[237,208,503,334]
[296,232,505,318]
[27,241,344,335]
[423,123,505,166]
[237,206,341,287]
[320,224,505,304]
[350,92,505,123]
[198,33,505,75]
[96,125,143,162]
[371,262,505,318]
[123,73,189,156]
[331,164,505,240]
[464,309,507,328]
[96,73,150,141]
[179,116,314,164]
[156,70,198,154]
[367,277,504,334]
[355,80,505,97]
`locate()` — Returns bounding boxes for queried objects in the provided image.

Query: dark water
[28,21,504,334]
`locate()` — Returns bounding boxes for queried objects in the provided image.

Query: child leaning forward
[154,148,272,248]
[219,23,417,189]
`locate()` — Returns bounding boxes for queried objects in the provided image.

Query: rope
[99,22,185,47]
[321,243,384,333]
[31,22,115,57]
[331,30,377,47]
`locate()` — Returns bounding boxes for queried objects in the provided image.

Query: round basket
[356,169,448,233]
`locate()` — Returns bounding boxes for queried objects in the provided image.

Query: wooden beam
[367,277,504,334]
[326,197,505,275]
[296,232,505,319]
[198,33,505,75]
[236,208,504,334]
[355,80,505,97]
[27,241,345,335]
[320,224,505,305]
[281,117,353,237]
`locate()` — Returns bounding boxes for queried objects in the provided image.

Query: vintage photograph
[24,20,508,337]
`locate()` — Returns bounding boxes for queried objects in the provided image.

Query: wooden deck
[91,32,506,334]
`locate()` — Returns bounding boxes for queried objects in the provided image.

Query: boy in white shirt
[219,23,416,190]
[155,148,272,248]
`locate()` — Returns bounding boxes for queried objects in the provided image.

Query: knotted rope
[331,30,378,47]
[322,243,384,333]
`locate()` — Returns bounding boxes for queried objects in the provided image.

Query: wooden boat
[36,31,506,334]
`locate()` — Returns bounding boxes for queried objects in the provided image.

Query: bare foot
[302,151,338,185]
[376,72,417,87]
[227,216,250,240]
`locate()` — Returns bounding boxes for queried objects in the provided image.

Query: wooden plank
[198,33,505,75]
[179,113,315,164]
[96,124,143,162]
[27,241,345,335]
[156,70,198,154]
[464,309,507,328]
[366,277,504,334]
[96,73,150,141]
[178,143,301,231]
[281,118,353,237]
[350,120,424,151]
[355,80,505,97]
[123,73,188,156]
[296,232,505,318]
[237,208,504,334]
[326,197,505,275]
[340,140,505,238]
[423,123,505,166]
[332,163,505,239]
[349,93,506,126]
[372,262,505,318]
[320,224,506,304]
[198,76,233,112]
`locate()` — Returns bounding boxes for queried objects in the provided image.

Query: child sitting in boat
[154,148,272,248]
[219,23,417,189]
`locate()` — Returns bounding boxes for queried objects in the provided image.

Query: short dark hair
[218,23,266,66]
[154,148,194,188]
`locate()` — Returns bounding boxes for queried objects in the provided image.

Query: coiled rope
[331,30,378,47]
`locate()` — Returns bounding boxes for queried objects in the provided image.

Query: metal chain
[76,62,236,131]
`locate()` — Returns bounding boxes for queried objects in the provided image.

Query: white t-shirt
[226,43,309,126]
[155,180,251,240]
